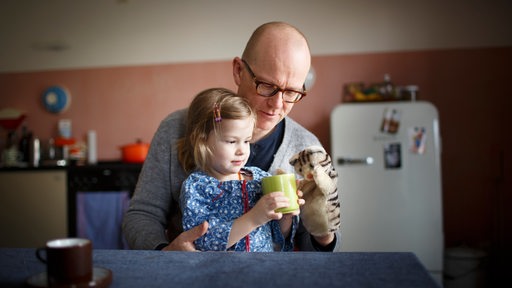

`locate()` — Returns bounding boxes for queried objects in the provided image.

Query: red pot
[120,140,149,163]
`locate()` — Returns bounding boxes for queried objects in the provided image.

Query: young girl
[177,88,299,251]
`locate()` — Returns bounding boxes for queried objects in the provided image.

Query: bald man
[123,22,341,252]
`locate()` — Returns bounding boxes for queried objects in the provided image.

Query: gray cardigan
[122,108,342,251]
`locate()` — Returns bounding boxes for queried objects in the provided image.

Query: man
[123,21,341,252]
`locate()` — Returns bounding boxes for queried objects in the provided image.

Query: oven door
[67,162,141,249]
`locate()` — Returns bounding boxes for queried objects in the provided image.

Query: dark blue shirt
[247,121,285,172]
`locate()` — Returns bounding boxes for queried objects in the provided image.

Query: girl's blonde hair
[177,88,255,174]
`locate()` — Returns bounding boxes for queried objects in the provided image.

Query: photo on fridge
[409,126,427,154]
[384,142,401,169]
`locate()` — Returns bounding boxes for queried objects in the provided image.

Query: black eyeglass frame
[241,59,307,103]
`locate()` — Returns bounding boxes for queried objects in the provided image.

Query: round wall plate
[42,86,71,113]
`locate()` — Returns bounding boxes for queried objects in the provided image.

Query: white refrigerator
[330,101,444,283]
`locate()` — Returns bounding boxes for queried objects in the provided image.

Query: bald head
[242,22,311,69]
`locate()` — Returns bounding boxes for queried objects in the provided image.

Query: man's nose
[267,91,285,107]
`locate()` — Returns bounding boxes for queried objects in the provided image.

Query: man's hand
[162,221,208,251]
[313,233,335,247]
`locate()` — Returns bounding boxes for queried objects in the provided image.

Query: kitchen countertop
[0,161,142,172]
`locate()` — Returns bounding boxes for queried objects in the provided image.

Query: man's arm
[122,110,188,250]
[294,221,341,251]
[273,118,342,252]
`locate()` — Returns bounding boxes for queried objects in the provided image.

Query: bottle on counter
[18,126,32,163]
[30,137,40,167]
[87,130,97,165]
[2,131,20,166]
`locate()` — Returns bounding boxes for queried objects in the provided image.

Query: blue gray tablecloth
[0,248,440,287]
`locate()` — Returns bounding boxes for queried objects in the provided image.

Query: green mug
[261,173,299,213]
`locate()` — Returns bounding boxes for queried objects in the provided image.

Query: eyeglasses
[241,59,307,103]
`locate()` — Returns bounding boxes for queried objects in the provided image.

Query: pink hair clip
[213,103,222,122]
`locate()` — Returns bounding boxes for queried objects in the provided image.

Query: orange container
[120,141,149,163]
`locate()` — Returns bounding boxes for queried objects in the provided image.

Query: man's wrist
[155,243,169,250]
[314,233,335,246]
[311,233,336,252]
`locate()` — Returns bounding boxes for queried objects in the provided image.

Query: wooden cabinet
[0,170,67,247]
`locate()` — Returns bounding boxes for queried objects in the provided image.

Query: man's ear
[232,57,243,86]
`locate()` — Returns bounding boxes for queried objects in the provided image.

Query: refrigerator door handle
[337,157,374,166]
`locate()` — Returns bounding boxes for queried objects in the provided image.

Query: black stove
[67,161,142,248]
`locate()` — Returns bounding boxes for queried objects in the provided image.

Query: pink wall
[0,61,236,159]
[1,47,511,249]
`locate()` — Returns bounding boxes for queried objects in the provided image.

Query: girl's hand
[250,192,290,224]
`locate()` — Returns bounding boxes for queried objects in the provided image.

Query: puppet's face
[289,146,326,180]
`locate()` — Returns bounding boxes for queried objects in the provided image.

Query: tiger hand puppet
[289,146,341,237]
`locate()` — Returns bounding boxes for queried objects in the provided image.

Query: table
[0,248,440,287]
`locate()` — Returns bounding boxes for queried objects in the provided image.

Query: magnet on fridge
[380,108,401,134]
[384,142,401,169]
[409,127,426,154]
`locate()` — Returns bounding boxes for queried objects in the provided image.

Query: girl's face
[206,117,254,181]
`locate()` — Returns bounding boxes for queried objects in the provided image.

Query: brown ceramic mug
[36,238,93,286]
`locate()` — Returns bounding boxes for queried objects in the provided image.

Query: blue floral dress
[180,166,297,251]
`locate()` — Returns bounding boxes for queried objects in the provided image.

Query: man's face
[237,58,308,136]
